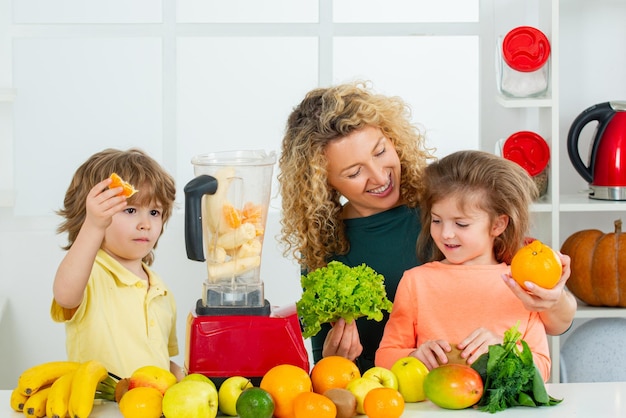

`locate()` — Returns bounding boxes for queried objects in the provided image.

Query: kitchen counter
[3,381,626,417]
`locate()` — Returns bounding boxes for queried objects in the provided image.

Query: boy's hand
[84,178,128,230]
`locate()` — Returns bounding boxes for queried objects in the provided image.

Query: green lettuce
[296,261,393,339]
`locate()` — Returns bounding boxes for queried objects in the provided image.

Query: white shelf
[0,88,16,102]
[560,193,626,212]
[495,94,553,108]
[575,304,626,319]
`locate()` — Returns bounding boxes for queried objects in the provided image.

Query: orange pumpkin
[560,219,626,307]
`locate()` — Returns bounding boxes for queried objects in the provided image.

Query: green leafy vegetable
[296,261,393,339]
[471,322,562,413]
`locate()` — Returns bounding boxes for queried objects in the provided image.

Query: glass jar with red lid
[497,26,551,98]
[502,131,550,198]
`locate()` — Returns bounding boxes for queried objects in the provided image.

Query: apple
[162,380,218,418]
[423,364,483,409]
[218,376,253,416]
[362,366,399,390]
[181,373,217,391]
[128,365,177,395]
[345,377,384,414]
[390,356,430,402]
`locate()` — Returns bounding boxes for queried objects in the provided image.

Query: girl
[51,148,182,379]
[375,150,554,382]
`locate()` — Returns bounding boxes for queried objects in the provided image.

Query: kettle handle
[567,102,615,183]
[184,175,218,261]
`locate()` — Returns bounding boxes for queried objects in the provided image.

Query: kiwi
[446,346,469,366]
[323,388,357,418]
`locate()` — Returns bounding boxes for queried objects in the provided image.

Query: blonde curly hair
[278,81,435,271]
[57,148,176,266]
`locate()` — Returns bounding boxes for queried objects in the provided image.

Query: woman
[278,81,576,372]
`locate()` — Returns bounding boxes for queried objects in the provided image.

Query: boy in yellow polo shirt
[51,148,183,380]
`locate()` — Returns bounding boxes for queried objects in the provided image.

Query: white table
[4,381,626,417]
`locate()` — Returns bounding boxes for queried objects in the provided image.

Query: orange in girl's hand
[109,173,138,198]
[510,240,561,290]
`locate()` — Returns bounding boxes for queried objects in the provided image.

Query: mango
[424,364,483,409]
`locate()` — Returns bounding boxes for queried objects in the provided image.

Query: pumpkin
[560,219,626,307]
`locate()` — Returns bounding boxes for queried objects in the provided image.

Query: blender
[183,150,309,386]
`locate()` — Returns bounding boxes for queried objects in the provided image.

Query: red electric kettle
[567,101,626,200]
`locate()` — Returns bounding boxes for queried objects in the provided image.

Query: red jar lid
[503,131,550,176]
[502,26,550,72]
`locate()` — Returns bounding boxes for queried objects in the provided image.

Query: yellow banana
[46,370,75,418]
[9,386,28,412]
[68,359,109,418]
[22,386,51,418]
[17,360,80,396]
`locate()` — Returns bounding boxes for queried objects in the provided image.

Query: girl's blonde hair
[278,81,435,271]
[57,148,176,265]
[417,150,539,264]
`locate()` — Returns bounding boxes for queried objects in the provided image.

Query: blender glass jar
[497,26,550,98]
[188,150,276,308]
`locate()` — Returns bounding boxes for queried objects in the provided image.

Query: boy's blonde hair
[417,150,539,264]
[57,148,176,265]
[279,81,435,271]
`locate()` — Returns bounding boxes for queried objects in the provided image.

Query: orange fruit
[260,364,312,418]
[363,387,405,418]
[222,202,243,229]
[109,173,138,198]
[242,202,264,235]
[310,356,361,394]
[292,391,337,418]
[510,239,561,290]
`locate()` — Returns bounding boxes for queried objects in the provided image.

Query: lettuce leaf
[296,261,393,339]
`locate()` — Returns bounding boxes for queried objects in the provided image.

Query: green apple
[181,373,217,391]
[390,356,430,402]
[345,377,384,414]
[162,380,218,418]
[362,366,399,390]
[218,376,253,416]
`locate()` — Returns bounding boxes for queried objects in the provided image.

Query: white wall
[0,0,482,389]
[2,0,625,389]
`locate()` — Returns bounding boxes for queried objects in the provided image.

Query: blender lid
[192,150,276,166]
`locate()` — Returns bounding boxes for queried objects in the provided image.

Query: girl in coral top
[376,150,564,382]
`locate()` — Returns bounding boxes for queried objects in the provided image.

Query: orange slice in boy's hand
[109,173,138,198]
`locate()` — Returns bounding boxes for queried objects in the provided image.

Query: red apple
[423,364,483,409]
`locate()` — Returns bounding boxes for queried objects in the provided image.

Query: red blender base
[185,301,310,387]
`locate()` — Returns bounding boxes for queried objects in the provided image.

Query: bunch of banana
[11,359,119,418]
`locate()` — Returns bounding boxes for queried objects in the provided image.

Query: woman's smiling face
[325,126,402,218]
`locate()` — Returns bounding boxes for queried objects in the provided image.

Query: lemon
[119,386,163,418]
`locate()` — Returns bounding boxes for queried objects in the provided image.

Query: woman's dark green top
[310,204,423,373]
